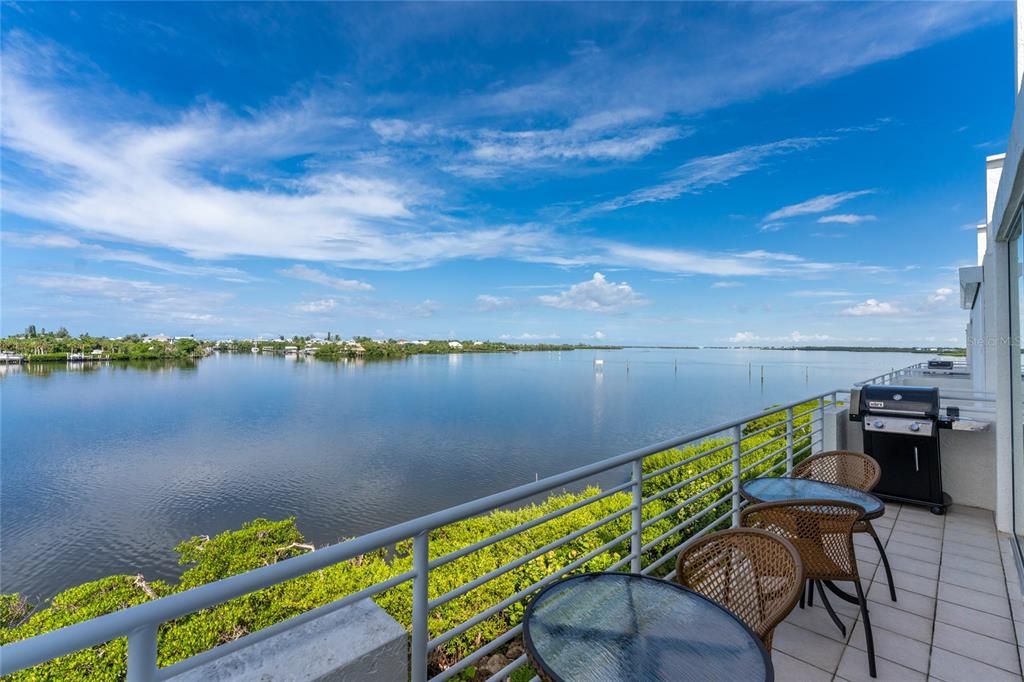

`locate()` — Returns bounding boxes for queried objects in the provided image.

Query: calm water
[1,348,923,600]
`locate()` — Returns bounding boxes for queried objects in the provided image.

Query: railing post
[785,406,795,474]
[731,425,742,528]
[126,623,157,682]
[631,458,643,573]
[412,532,429,682]
[816,396,826,453]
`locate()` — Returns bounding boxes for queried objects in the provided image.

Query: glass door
[1015,235,1024,553]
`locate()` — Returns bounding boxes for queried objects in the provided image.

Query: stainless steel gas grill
[849,385,952,514]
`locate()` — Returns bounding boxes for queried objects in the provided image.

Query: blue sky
[0,2,1016,345]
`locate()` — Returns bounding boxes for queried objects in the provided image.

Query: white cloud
[817,214,877,224]
[589,330,606,340]
[841,299,900,316]
[17,273,230,324]
[594,137,834,213]
[788,289,854,297]
[711,281,743,289]
[475,294,515,312]
[296,298,338,313]
[278,265,374,291]
[729,330,832,344]
[928,287,954,303]
[499,332,561,340]
[539,272,647,313]
[765,190,875,222]
[412,299,441,317]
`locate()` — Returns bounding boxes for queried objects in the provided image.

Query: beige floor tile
[772,622,846,673]
[938,582,1012,618]
[929,647,1023,682]
[868,580,935,618]
[783,602,854,643]
[889,530,942,552]
[894,521,943,539]
[932,622,1022,674]
[887,543,940,566]
[941,550,1007,576]
[771,650,833,681]
[934,600,1018,644]
[943,529,1000,551]
[941,541,1002,565]
[889,554,939,580]
[860,600,933,644]
[886,569,937,598]
[835,644,926,682]
[848,622,930,673]
[939,566,1009,597]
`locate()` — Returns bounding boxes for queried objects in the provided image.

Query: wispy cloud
[711,281,743,289]
[278,265,374,291]
[817,214,877,225]
[593,136,834,213]
[538,272,647,313]
[765,190,875,222]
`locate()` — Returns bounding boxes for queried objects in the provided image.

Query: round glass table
[741,477,884,520]
[523,572,773,682]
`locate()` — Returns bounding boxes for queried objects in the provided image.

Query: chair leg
[854,580,876,678]
[867,522,897,602]
[815,580,847,637]
[807,578,815,607]
[799,582,806,609]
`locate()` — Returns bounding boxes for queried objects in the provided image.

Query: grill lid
[859,385,940,418]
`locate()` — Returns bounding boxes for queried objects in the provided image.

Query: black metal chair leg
[868,523,897,602]
[807,578,815,607]
[855,580,877,678]
[815,580,847,637]
[799,582,806,609]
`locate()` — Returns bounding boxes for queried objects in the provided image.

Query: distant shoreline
[623,345,965,355]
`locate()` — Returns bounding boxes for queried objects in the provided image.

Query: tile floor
[771,503,1024,681]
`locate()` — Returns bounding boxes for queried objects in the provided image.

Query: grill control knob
[873,420,884,429]
[910,423,921,432]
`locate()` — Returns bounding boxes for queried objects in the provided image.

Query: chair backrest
[792,450,881,492]
[675,528,805,651]
[740,500,863,582]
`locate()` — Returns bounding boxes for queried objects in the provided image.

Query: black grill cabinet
[850,385,951,515]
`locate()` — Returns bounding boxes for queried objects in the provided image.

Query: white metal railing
[0,390,842,681]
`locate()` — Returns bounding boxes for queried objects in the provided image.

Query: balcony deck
[772,504,1024,681]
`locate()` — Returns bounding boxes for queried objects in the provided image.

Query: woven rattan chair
[793,450,896,602]
[742,500,877,678]
[675,528,804,652]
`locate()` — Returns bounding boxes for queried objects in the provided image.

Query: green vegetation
[1,401,823,680]
[2,328,203,362]
[2,326,620,364]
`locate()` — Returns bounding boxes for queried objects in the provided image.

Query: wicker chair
[742,500,877,678]
[675,528,804,652]
[793,450,896,602]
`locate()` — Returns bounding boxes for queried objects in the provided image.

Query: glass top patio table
[741,477,885,520]
[523,572,773,682]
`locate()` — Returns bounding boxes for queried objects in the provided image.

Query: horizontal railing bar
[429,503,634,608]
[641,506,735,575]
[658,507,738,581]
[429,480,634,570]
[155,568,415,680]
[0,387,842,676]
[738,445,789,478]
[641,494,734,554]
[486,652,529,682]
[641,472,736,531]
[738,429,790,457]
[641,439,734,482]
[430,623,523,682]
[642,456,735,506]
[428,527,635,649]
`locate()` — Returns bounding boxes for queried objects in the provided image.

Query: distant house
[472,341,484,346]
[284,346,299,354]
[90,349,104,356]
[448,341,463,349]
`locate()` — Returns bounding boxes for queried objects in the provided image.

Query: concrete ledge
[168,599,407,682]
